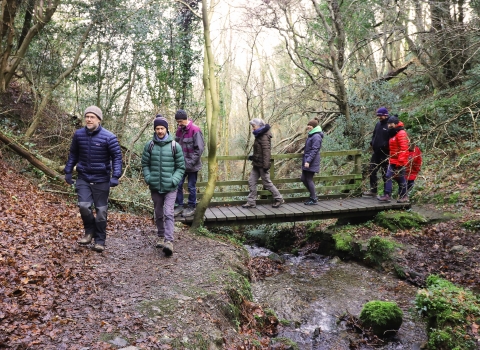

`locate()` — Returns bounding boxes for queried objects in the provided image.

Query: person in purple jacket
[173,109,205,218]
[64,106,122,252]
[302,117,324,205]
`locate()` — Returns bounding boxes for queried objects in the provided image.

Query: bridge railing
[186,149,362,206]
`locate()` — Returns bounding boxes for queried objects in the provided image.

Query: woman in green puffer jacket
[142,116,185,256]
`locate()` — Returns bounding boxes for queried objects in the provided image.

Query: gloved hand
[248,155,253,161]
[65,173,74,185]
[263,168,270,172]
[110,177,119,187]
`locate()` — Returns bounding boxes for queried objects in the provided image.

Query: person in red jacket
[377,115,410,203]
[405,144,422,194]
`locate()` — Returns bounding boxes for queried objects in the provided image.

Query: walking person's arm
[190,131,205,167]
[108,135,123,186]
[141,143,152,184]
[261,136,271,170]
[304,134,322,168]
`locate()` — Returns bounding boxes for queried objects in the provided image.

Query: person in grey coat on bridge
[301,117,324,205]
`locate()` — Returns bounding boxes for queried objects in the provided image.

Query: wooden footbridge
[176,150,410,227]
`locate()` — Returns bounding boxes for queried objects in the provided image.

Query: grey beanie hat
[84,106,103,121]
[249,118,265,127]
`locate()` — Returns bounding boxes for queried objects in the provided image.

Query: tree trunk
[191,0,220,229]
[0,130,62,180]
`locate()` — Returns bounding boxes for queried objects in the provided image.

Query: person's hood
[308,125,323,135]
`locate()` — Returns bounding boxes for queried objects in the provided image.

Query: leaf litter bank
[0,160,281,349]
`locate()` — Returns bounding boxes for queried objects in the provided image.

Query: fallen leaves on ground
[0,161,158,349]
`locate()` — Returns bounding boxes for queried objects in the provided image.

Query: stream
[246,245,427,350]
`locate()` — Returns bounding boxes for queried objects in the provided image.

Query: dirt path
[0,159,251,349]
[47,223,253,349]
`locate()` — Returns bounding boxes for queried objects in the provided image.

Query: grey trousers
[151,190,177,242]
[75,179,110,245]
[247,166,283,204]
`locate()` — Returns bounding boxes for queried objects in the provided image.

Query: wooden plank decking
[176,197,410,226]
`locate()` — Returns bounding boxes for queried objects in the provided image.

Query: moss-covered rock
[375,210,428,231]
[415,275,480,350]
[359,301,403,337]
[364,236,398,266]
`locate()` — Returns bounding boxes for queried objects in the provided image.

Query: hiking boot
[155,237,165,248]
[362,190,376,197]
[182,207,196,217]
[174,206,184,217]
[397,196,410,203]
[304,198,318,205]
[78,233,93,245]
[242,203,256,208]
[377,194,391,202]
[163,241,173,256]
[92,244,105,252]
[272,199,285,208]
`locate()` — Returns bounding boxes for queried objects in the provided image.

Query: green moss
[221,270,253,329]
[393,264,406,279]
[364,236,398,265]
[332,225,357,252]
[375,210,427,231]
[138,298,178,318]
[448,192,461,204]
[359,301,403,337]
[462,219,480,231]
[415,275,480,350]
[270,337,299,350]
[171,333,210,349]
[195,225,215,238]
[264,308,276,317]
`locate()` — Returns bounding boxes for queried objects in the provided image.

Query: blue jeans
[176,171,198,208]
[384,164,407,198]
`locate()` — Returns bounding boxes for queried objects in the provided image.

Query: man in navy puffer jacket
[64,106,122,252]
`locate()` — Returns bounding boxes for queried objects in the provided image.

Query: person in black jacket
[64,106,122,252]
[363,107,390,197]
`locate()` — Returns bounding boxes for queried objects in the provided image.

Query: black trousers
[368,151,389,193]
[75,179,110,245]
[301,170,316,199]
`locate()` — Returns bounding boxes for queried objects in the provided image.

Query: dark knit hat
[387,115,400,124]
[154,114,169,132]
[84,106,103,120]
[307,117,319,128]
[376,107,389,116]
[174,109,188,120]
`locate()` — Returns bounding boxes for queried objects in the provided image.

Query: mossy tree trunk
[191,0,220,229]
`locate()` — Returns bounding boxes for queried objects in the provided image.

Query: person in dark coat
[173,109,205,218]
[363,106,390,197]
[64,106,122,252]
[302,117,324,205]
[242,118,284,208]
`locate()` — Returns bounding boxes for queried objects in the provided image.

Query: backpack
[148,140,177,156]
